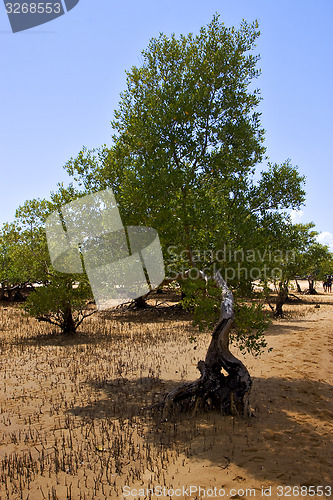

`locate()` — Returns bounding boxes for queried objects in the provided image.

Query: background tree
[0,198,52,300]
[24,274,94,334]
[301,241,333,294]
[23,185,95,334]
[257,222,320,316]
[0,186,95,334]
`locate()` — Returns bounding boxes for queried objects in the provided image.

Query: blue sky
[1,0,332,245]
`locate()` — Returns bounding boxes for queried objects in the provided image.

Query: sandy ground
[0,284,332,499]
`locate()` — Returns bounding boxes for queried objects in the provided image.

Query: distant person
[323,275,332,292]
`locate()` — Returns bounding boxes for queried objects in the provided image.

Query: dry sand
[0,284,332,499]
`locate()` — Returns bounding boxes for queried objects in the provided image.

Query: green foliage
[0,186,85,288]
[252,160,306,212]
[302,241,333,281]
[232,300,271,356]
[0,198,52,286]
[24,275,88,315]
[266,222,333,295]
[180,276,270,356]
[180,277,216,327]
[23,275,93,334]
[65,16,266,250]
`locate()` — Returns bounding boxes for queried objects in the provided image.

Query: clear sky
[0,0,332,245]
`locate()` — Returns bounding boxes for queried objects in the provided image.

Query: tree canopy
[65,16,306,293]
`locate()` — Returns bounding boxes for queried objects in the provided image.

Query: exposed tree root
[157,273,252,420]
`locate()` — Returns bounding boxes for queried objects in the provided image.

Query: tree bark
[133,295,149,309]
[307,279,317,295]
[159,273,251,419]
[295,278,302,293]
[61,304,76,334]
[274,281,289,318]
[0,283,26,302]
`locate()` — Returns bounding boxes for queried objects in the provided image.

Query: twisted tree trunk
[160,273,251,418]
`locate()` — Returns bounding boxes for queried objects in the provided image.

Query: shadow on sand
[67,372,333,487]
